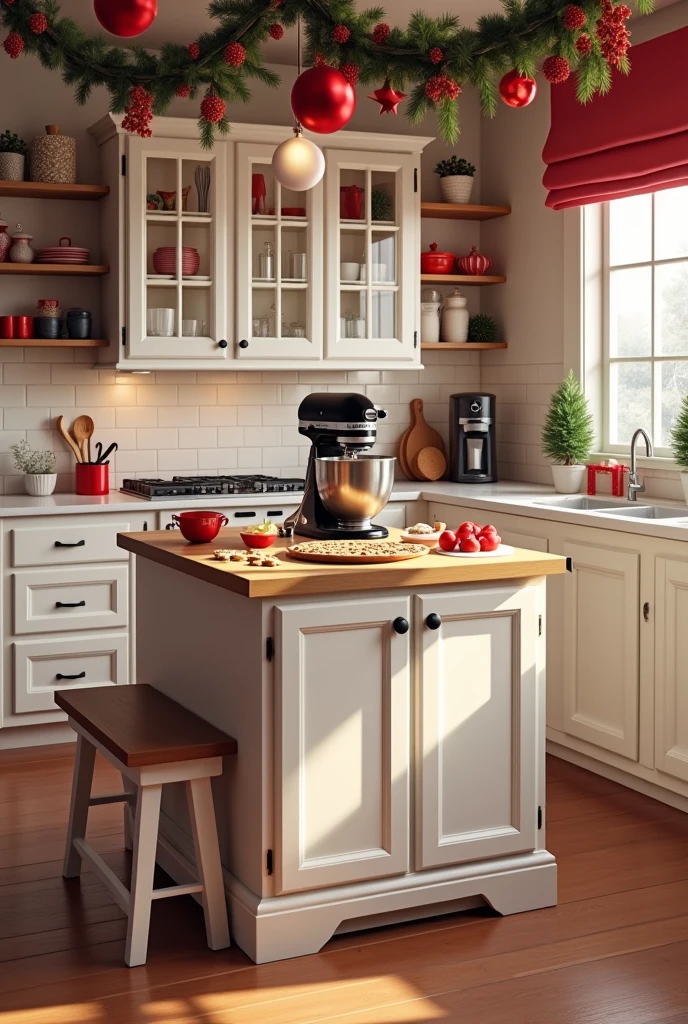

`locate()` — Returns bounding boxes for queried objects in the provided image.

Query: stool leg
[121,774,137,852]
[187,776,230,951]
[124,783,162,968]
[63,734,96,879]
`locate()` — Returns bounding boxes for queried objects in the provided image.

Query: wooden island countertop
[118,528,567,599]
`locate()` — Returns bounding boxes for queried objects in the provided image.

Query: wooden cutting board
[404,399,445,477]
[413,445,447,481]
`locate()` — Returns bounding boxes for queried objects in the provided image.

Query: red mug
[172,510,229,544]
[75,463,109,496]
[14,316,33,339]
[0,315,14,339]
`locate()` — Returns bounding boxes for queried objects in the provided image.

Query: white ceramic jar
[441,288,469,343]
[9,224,34,264]
[420,288,442,343]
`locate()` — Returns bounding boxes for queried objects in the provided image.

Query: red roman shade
[543,25,688,210]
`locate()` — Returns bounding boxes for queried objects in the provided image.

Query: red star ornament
[368,79,406,115]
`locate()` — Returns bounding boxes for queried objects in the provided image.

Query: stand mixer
[284,393,395,540]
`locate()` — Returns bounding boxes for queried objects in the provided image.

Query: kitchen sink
[596,505,688,520]
[533,496,626,511]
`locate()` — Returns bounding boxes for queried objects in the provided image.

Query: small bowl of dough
[400,521,446,547]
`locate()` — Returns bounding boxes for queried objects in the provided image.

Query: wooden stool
[55,684,237,967]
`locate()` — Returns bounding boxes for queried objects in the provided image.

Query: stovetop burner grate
[121,475,305,500]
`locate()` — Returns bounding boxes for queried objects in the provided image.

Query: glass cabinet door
[235,142,323,361]
[127,137,228,360]
[325,149,417,362]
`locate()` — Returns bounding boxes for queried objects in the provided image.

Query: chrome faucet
[628,428,653,500]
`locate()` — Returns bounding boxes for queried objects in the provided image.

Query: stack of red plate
[36,246,90,265]
[152,246,200,276]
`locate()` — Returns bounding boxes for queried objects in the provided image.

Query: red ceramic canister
[14,316,33,339]
[0,315,15,338]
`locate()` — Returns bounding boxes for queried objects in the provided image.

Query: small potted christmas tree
[670,393,688,504]
[541,371,594,494]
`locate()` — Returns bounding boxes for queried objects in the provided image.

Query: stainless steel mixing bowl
[315,455,396,528]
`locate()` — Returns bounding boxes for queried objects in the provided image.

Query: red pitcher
[340,185,364,220]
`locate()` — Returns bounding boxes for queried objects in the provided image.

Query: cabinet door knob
[218,339,228,349]
[392,617,409,635]
[426,613,442,630]
[239,339,249,349]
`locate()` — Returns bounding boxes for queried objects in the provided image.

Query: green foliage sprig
[0,130,27,155]
[434,156,476,178]
[541,370,595,466]
[0,0,654,148]
[670,394,688,471]
[11,439,56,474]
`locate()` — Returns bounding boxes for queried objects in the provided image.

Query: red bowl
[240,532,278,549]
[172,511,228,544]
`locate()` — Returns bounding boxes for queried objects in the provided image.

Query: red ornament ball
[498,69,537,108]
[340,61,360,86]
[542,55,571,84]
[93,0,157,38]
[121,85,153,137]
[30,13,48,34]
[576,33,593,55]
[3,32,24,58]
[563,5,587,30]
[224,42,246,66]
[175,83,191,98]
[188,41,200,60]
[332,24,350,44]
[291,65,356,134]
[429,47,444,64]
[200,94,226,124]
[268,23,284,40]
[372,22,390,44]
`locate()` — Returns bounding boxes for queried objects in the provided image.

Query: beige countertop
[117,527,567,599]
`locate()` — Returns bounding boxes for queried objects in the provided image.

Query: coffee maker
[283,393,394,540]
[448,393,498,483]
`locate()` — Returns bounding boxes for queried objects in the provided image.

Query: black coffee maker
[448,393,498,483]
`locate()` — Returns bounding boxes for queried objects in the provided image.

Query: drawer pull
[234,511,256,518]
[55,600,86,609]
[54,540,86,548]
[55,671,86,681]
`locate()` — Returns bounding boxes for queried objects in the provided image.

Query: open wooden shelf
[421,342,508,351]
[421,273,506,285]
[0,263,109,276]
[0,181,109,201]
[0,338,108,348]
[420,202,511,221]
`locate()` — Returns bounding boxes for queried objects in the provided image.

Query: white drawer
[13,566,129,636]
[10,520,133,567]
[375,503,407,530]
[13,634,128,714]
[158,504,300,530]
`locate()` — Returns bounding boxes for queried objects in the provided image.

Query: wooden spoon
[72,414,95,463]
[55,415,82,463]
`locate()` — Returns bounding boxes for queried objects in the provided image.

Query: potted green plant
[433,155,476,204]
[670,393,688,504]
[541,371,595,494]
[0,130,28,182]
[10,439,57,496]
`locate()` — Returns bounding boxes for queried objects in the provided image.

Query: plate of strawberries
[435,521,514,558]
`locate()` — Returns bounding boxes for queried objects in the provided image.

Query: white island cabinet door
[275,596,410,894]
[655,557,688,782]
[416,586,539,869]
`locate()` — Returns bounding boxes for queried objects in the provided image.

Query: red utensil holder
[0,316,14,339]
[76,463,109,496]
[14,316,33,339]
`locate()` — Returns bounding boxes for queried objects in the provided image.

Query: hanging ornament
[596,0,632,67]
[269,24,284,40]
[576,33,592,55]
[3,32,24,58]
[175,83,191,98]
[563,5,587,30]
[272,126,325,191]
[498,69,537,108]
[188,41,200,60]
[291,65,356,134]
[368,79,406,115]
[424,74,461,103]
[93,0,158,38]
[340,61,360,86]
[542,55,571,83]
[429,47,444,64]
[332,24,350,44]
[29,13,48,34]
[200,94,226,124]
[121,85,153,137]
[224,42,246,66]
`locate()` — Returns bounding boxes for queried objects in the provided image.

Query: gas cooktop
[121,475,305,500]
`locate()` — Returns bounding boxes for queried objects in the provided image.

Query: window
[603,186,688,456]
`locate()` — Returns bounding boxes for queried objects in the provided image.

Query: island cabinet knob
[238,339,249,349]
[218,339,228,349]
[426,613,442,630]
[392,617,409,635]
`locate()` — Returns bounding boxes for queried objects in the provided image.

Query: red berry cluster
[121,86,153,138]
[314,51,325,66]
[188,42,200,60]
[224,42,246,66]
[175,83,191,98]
[424,73,461,102]
[429,47,444,64]
[332,25,350,44]
[563,5,587,30]
[3,32,24,59]
[340,61,360,86]
[575,33,592,55]
[372,23,390,45]
[542,54,571,83]
[268,23,284,40]
[596,0,632,67]
[30,13,48,34]
[200,94,226,124]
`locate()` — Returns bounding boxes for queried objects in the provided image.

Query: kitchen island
[118,527,566,963]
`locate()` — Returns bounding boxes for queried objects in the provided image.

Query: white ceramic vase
[441,288,469,343]
[551,464,586,494]
[0,152,25,182]
[24,473,57,496]
[681,472,688,505]
[439,175,474,204]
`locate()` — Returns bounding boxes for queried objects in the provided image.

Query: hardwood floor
[1,746,688,1023]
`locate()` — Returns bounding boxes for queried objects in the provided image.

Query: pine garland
[541,370,595,466]
[1,0,654,148]
[670,394,688,470]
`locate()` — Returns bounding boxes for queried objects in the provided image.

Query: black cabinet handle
[218,339,228,349]
[234,511,256,518]
[55,540,85,548]
[55,600,86,609]
[239,339,249,349]
[55,671,86,681]
[392,617,409,635]
[426,613,442,630]
[643,601,650,622]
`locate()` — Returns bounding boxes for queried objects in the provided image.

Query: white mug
[340,262,360,282]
